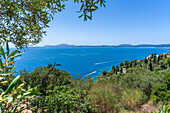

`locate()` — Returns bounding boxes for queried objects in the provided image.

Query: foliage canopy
[0,0,106,48]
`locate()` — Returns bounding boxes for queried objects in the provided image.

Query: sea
[14,47,169,79]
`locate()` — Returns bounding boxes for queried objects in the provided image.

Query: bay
[14,47,169,79]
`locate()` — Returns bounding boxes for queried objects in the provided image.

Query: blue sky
[36,0,170,46]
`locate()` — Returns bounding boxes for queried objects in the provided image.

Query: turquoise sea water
[14,47,169,79]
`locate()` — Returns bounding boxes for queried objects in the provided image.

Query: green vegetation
[15,52,169,112]
[1,0,169,112]
[32,85,96,112]
[0,0,106,48]
[153,105,170,113]
[0,42,40,112]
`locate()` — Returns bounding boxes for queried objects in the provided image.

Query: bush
[119,67,163,100]
[20,66,73,94]
[122,89,147,111]
[32,85,96,113]
[150,72,170,104]
[88,84,120,113]
[102,70,108,76]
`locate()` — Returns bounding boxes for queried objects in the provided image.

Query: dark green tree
[102,70,108,76]
[151,54,154,59]
[120,62,124,67]
[20,65,72,95]
[125,60,129,68]
[149,62,153,71]
[159,55,163,60]
[115,70,118,75]
[116,65,119,72]
[112,66,115,72]
[130,62,133,67]
[125,60,128,66]
[153,53,157,63]
[157,55,160,64]
[144,58,148,64]
[134,60,137,67]
[120,67,123,73]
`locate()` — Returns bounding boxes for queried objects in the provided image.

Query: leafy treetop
[0,0,106,48]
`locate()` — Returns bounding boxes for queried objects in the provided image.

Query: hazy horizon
[31,43,170,48]
[10,42,170,48]
[9,0,170,48]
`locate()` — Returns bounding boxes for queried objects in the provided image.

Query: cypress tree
[130,62,133,67]
[120,67,123,73]
[125,60,128,66]
[157,55,160,64]
[134,60,137,66]
[112,66,115,73]
[149,62,153,71]
[120,62,124,67]
[153,53,157,63]
[116,65,119,72]
[151,54,154,59]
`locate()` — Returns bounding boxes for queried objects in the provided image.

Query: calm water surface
[14,47,169,79]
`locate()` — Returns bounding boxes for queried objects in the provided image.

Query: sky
[36,0,170,46]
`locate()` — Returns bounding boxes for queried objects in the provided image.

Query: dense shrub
[32,85,96,113]
[88,84,120,113]
[120,69,155,99]
[20,66,73,94]
[122,89,147,111]
[151,72,170,104]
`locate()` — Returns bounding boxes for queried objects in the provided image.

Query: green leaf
[164,105,170,112]
[0,59,2,67]
[2,75,20,96]
[8,50,20,58]
[6,41,9,56]
[10,52,23,59]
[0,46,6,59]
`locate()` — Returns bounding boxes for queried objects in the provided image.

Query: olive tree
[0,0,106,48]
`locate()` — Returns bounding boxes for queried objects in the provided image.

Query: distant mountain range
[42,44,170,48]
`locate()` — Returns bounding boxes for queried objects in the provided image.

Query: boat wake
[94,61,120,65]
[83,71,97,78]
[95,62,110,65]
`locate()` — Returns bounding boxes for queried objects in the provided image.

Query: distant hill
[117,44,133,47]
[44,44,76,48]
[42,44,170,48]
